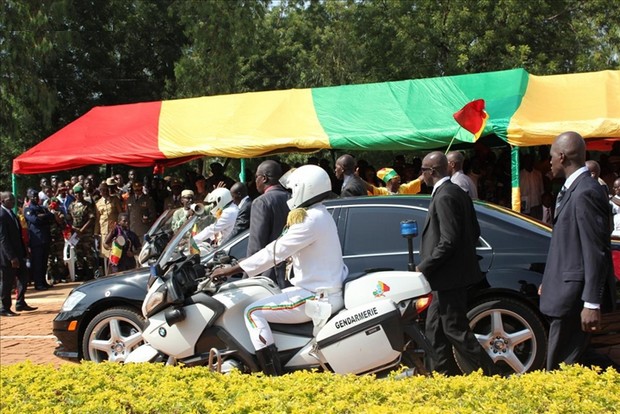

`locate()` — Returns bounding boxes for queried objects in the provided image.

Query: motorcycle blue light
[400,220,418,238]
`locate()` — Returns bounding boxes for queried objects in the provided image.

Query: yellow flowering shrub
[1,362,618,413]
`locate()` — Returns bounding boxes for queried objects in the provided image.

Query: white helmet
[281,165,331,209]
[205,188,233,217]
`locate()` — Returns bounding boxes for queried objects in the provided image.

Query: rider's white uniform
[194,203,238,245]
[240,203,347,350]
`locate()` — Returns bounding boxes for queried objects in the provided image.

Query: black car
[53,196,620,374]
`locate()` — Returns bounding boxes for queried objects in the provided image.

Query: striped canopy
[13,68,620,174]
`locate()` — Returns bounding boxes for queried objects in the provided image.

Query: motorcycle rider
[194,188,238,246]
[210,165,348,375]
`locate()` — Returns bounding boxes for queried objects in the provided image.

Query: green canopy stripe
[312,68,529,150]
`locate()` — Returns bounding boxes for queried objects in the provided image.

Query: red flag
[453,99,489,140]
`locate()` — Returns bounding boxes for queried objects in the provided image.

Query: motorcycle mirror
[148,260,162,276]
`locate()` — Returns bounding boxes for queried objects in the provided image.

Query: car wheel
[82,307,146,363]
[455,297,547,375]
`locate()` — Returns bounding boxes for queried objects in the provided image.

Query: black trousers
[31,244,50,288]
[0,265,16,312]
[425,288,495,375]
[546,313,590,370]
[0,263,27,309]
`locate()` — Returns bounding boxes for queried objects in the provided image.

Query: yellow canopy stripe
[158,88,330,159]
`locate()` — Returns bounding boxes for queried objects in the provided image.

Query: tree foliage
[1,0,619,190]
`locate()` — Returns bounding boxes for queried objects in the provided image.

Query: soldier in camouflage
[68,184,98,280]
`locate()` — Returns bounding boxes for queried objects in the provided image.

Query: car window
[228,234,249,259]
[342,205,424,256]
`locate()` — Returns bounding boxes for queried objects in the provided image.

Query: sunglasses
[420,167,434,172]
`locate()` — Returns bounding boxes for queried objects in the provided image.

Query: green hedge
[1,362,619,413]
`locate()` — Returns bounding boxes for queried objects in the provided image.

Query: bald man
[447,151,478,199]
[540,131,616,370]
[416,151,495,375]
[221,182,252,244]
[334,154,366,197]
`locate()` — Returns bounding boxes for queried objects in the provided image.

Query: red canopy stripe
[13,101,164,174]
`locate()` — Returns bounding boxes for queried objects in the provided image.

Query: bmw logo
[158,327,167,337]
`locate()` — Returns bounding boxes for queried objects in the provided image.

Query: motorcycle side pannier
[316,298,403,374]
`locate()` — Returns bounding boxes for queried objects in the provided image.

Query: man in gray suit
[540,131,615,370]
[416,152,494,375]
[248,160,290,288]
[334,154,366,197]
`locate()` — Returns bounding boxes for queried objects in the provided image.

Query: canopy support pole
[240,159,246,182]
[11,173,18,213]
[511,146,521,212]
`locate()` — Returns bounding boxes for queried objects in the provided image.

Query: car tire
[82,306,146,363]
[454,297,547,375]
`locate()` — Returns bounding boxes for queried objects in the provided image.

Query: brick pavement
[0,282,79,368]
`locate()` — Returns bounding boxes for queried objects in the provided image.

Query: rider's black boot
[255,344,282,376]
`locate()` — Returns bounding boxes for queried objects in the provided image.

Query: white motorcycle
[127,231,436,375]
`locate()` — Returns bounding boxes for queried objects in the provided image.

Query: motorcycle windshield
[146,209,177,239]
[157,211,216,266]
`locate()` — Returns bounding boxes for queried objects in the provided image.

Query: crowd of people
[1,136,617,376]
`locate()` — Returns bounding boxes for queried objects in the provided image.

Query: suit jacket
[221,197,252,244]
[540,171,615,317]
[341,175,367,197]
[418,180,483,291]
[247,185,290,256]
[24,203,54,247]
[0,207,27,268]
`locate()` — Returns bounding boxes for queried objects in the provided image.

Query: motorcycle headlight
[142,280,167,317]
[61,291,86,312]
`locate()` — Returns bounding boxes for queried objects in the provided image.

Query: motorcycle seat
[344,268,394,285]
[270,321,314,337]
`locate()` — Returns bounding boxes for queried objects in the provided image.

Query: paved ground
[0,282,79,368]
[1,281,619,370]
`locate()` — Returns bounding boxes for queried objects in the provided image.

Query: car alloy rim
[88,316,144,363]
[470,308,537,373]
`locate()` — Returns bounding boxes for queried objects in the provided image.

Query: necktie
[7,208,20,229]
[554,186,566,218]
[543,207,551,224]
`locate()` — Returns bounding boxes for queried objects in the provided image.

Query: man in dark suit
[334,154,367,197]
[416,151,494,375]
[24,188,55,291]
[248,160,290,288]
[221,182,252,244]
[540,131,615,370]
[1,191,32,316]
